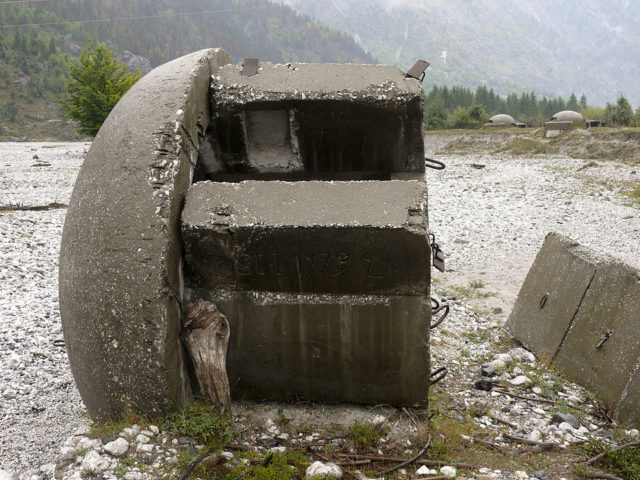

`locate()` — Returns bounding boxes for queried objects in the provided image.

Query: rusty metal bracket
[241,58,259,77]
[425,157,445,170]
[431,296,440,311]
[430,366,448,385]
[430,303,450,330]
[429,233,445,272]
[406,59,430,82]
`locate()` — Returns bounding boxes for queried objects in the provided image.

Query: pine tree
[579,94,588,111]
[56,39,140,136]
[567,93,579,112]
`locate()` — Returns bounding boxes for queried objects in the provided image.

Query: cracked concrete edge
[59,48,232,419]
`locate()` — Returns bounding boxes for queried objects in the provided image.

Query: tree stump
[181,299,231,415]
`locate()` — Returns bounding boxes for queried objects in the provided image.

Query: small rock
[558,422,574,432]
[508,375,533,388]
[513,366,524,376]
[533,470,549,480]
[626,428,639,439]
[494,353,512,364]
[440,465,457,477]
[509,348,536,363]
[149,425,160,435]
[305,461,343,479]
[532,386,542,395]
[481,364,496,377]
[528,430,541,443]
[475,379,493,391]
[139,429,154,437]
[0,470,19,480]
[221,451,234,460]
[104,437,129,457]
[492,307,503,314]
[136,443,154,453]
[80,451,111,474]
[135,434,151,444]
[100,435,116,445]
[551,413,580,429]
[416,466,437,475]
[515,471,529,479]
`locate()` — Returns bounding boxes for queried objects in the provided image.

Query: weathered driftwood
[181,299,231,415]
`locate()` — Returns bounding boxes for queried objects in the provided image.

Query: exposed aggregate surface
[0,141,639,479]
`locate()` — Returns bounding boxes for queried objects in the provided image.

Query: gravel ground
[0,143,89,475]
[0,141,639,479]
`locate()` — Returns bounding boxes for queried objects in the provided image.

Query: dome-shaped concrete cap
[59,48,232,419]
[489,114,516,125]
[551,110,584,122]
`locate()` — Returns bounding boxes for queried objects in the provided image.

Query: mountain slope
[273,0,640,106]
[0,0,374,140]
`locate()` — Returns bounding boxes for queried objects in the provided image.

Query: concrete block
[186,290,430,406]
[505,233,598,360]
[206,62,425,177]
[59,49,232,419]
[555,262,640,413]
[181,180,429,295]
[508,232,640,426]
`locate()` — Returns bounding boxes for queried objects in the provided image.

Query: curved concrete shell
[59,48,232,419]
[551,110,584,122]
[488,114,516,125]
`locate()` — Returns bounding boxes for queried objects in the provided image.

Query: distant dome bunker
[59,49,433,418]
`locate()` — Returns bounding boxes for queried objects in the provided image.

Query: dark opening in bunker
[195,101,407,182]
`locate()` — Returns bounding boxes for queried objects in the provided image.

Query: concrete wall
[506,232,640,426]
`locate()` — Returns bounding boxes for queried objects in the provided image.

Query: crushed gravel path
[0,141,638,478]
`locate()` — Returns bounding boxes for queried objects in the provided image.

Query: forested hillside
[0,0,374,140]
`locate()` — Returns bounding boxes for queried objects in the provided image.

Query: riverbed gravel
[0,141,638,479]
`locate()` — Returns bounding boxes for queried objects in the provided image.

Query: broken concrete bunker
[506,232,640,427]
[59,49,432,418]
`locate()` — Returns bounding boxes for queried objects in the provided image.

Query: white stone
[136,443,154,453]
[80,451,111,474]
[139,429,154,437]
[221,451,234,460]
[124,471,144,480]
[123,428,137,438]
[528,430,541,443]
[104,437,129,457]
[532,386,542,395]
[513,366,524,375]
[509,348,536,363]
[515,471,529,479]
[0,470,19,480]
[627,429,640,439]
[149,425,160,435]
[135,434,150,444]
[416,466,438,475]
[305,461,343,479]
[577,426,589,435]
[509,375,533,388]
[558,422,574,432]
[495,353,512,364]
[440,465,457,477]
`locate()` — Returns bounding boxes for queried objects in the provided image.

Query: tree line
[424,84,640,129]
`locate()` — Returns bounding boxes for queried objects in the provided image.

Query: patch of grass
[622,186,640,201]
[89,406,150,439]
[581,439,640,479]
[439,281,496,299]
[115,457,135,478]
[164,401,234,450]
[348,421,384,447]
[497,137,549,156]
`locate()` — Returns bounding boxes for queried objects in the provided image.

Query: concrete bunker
[59,51,432,418]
